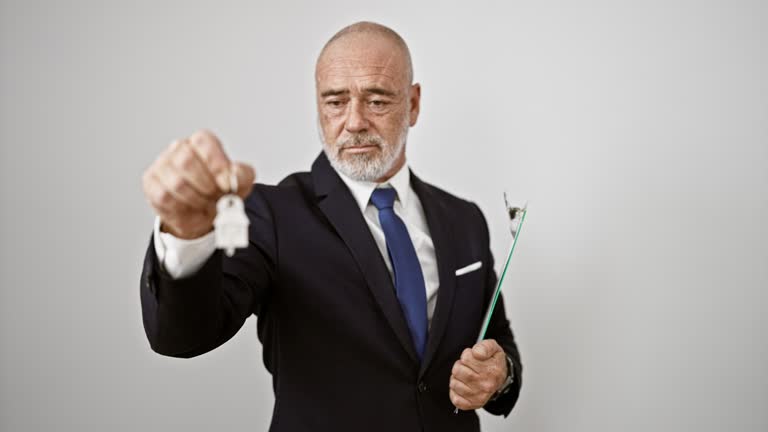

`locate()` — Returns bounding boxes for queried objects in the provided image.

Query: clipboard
[452,196,527,414]
[476,198,527,342]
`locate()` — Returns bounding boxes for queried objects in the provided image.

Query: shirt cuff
[153,216,216,279]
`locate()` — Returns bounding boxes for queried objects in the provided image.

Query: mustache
[336,133,384,149]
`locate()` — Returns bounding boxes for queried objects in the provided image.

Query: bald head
[314,21,422,182]
[316,21,414,85]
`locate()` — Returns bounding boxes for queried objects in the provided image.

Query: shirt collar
[335,162,411,213]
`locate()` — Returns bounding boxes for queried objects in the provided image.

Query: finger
[449,376,479,399]
[144,170,195,217]
[450,361,474,387]
[452,362,497,397]
[472,339,502,361]
[154,161,211,210]
[460,349,482,374]
[187,129,231,192]
[231,161,256,198]
[168,139,221,199]
[451,360,480,384]
[449,389,474,411]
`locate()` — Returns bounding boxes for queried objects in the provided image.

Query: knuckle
[451,363,459,375]
[197,129,215,140]
[181,157,198,174]
[191,129,219,148]
[157,188,173,207]
[449,379,455,390]
[170,175,186,192]
[175,149,196,171]
[190,129,207,141]
[188,131,207,149]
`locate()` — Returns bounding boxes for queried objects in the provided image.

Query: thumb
[472,339,501,361]
[231,162,256,198]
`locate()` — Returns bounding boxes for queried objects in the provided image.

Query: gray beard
[320,121,409,182]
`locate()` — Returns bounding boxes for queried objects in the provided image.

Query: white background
[1,0,766,431]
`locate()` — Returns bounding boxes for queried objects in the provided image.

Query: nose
[344,99,369,133]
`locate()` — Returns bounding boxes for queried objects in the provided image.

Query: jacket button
[418,381,427,393]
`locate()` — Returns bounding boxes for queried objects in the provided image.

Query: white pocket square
[455,261,482,276]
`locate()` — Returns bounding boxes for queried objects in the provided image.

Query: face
[316,34,421,182]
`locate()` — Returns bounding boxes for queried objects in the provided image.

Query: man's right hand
[142,130,255,239]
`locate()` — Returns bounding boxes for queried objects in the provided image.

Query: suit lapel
[312,153,419,364]
[410,172,458,379]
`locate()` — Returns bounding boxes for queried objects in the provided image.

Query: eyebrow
[320,89,349,97]
[364,87,397,97]
[320,87,398,98]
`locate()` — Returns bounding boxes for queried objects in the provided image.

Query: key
[214,168,250,256]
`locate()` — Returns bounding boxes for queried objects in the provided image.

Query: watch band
[490,354,515,401]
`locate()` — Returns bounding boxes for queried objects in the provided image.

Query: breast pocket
[452,259,487,343]
[455,260,482,276]
[454,260,486,295]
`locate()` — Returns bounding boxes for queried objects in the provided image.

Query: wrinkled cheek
[321,119,345,145]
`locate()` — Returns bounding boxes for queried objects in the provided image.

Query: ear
[408,83,421,127]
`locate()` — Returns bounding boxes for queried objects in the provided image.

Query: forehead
[316,34,409,90]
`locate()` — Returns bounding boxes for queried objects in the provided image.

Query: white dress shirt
[153,163,441,326]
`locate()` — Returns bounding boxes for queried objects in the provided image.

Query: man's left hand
[449,339,508,411]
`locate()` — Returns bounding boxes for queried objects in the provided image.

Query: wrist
[490,354,514,401]
[160,220,213,240]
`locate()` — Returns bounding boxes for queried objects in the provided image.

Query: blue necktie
[370,188,428,360]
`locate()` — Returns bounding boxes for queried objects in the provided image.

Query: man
[140,22,522,431]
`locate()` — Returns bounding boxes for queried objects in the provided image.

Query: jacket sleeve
[471,203,523,418]
[139,187,277,358]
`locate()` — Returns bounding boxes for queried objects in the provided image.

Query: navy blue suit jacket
[140,152,522,431]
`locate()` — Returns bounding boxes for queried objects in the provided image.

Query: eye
[368,100,390,111]
[324,99,348,112]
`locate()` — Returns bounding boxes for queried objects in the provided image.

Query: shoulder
[237,170,319,246]
[413,176,487,224]
[244,170,314,202]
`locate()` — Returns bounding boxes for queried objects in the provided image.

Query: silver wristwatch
[490,354,515,401]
